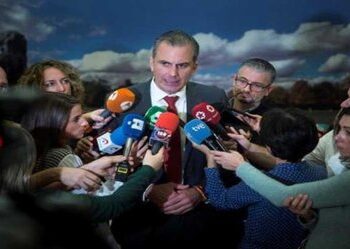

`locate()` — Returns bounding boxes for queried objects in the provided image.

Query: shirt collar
[150,78,186,102]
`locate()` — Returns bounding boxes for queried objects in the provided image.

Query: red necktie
[163,95,182,183]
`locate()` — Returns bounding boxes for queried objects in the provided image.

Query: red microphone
[191,102,221,126]
[191,102,229,140]
[149,112,179,155]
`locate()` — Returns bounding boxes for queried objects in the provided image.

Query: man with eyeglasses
[220,58,277,173]
[231,58,275,115]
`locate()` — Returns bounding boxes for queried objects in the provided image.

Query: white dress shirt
[150,79,187,181]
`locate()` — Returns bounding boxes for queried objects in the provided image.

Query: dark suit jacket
[125,80,228,186]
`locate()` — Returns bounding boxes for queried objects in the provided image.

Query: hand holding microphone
[115,114,146,182]
[185,119,240,186]
[184,119,228,152]
[90,88,136,129]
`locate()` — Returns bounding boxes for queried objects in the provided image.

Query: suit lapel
[130,81,152,115]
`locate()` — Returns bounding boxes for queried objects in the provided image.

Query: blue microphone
[94,126,127,155]
[116,114,146,182]
[184,119,227,151]
[110,127,127,146]
[122,113,146,156]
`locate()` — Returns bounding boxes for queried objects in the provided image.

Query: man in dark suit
[111,30,243,249]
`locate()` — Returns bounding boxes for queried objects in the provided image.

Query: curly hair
[18,60,85,103]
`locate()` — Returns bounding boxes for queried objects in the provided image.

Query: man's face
[150,42,197,94]
[0,67,8,90]
[233,66,272,106]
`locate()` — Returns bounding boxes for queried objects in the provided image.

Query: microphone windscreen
[184,119,212,144]
[110,127,127,146]
[121,114,146,139]
[144,106,166,127]
[191,102,221,126]
[106,88,135,113]
[155,112,179,132]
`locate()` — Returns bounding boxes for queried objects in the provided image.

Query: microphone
[90,88,136,128]
[149,112,180,155]
[191,102,229,140]
[104,88,135,115]
[93,127,127,155]
[144,106,166,128]
[184,119,240,187]
[116,113,146,182]
[184,119,227,151]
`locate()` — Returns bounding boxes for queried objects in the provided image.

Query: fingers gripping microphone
[185,119,239,187]
[191,102,229,140]
[149,112,179,155]
[184,119,227,152]
[116,114,146,182]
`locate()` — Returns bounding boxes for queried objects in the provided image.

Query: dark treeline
[265,76,350,109]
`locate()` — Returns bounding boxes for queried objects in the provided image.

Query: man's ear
[265,85,273,96]
[193,62,198,72]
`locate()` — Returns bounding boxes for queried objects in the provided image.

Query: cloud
[195,22,350,74]
[0,0,55,42]
[319,53,350,73]
[271,58,306,77]
[192,73,232,90]
[80,71,152,85]
[78,49,151,73]
[68,49,152,83]
[69,21,350,85]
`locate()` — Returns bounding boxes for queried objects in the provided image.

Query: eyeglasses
[234,76,271,92]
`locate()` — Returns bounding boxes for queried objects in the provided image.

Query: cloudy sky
[2,0,350,90]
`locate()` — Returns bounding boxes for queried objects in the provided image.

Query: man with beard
[230,58,276,115]
[220,58,277,173]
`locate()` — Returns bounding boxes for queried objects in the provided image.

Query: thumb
[175,184,190,190]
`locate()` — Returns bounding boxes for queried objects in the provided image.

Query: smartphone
[226,108,256,119]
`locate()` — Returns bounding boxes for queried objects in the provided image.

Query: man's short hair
[152,30,199,62]
[239,58,276,83]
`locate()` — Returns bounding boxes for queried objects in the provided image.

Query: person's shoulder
[45,146,74,164]
[129,81,151,91]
